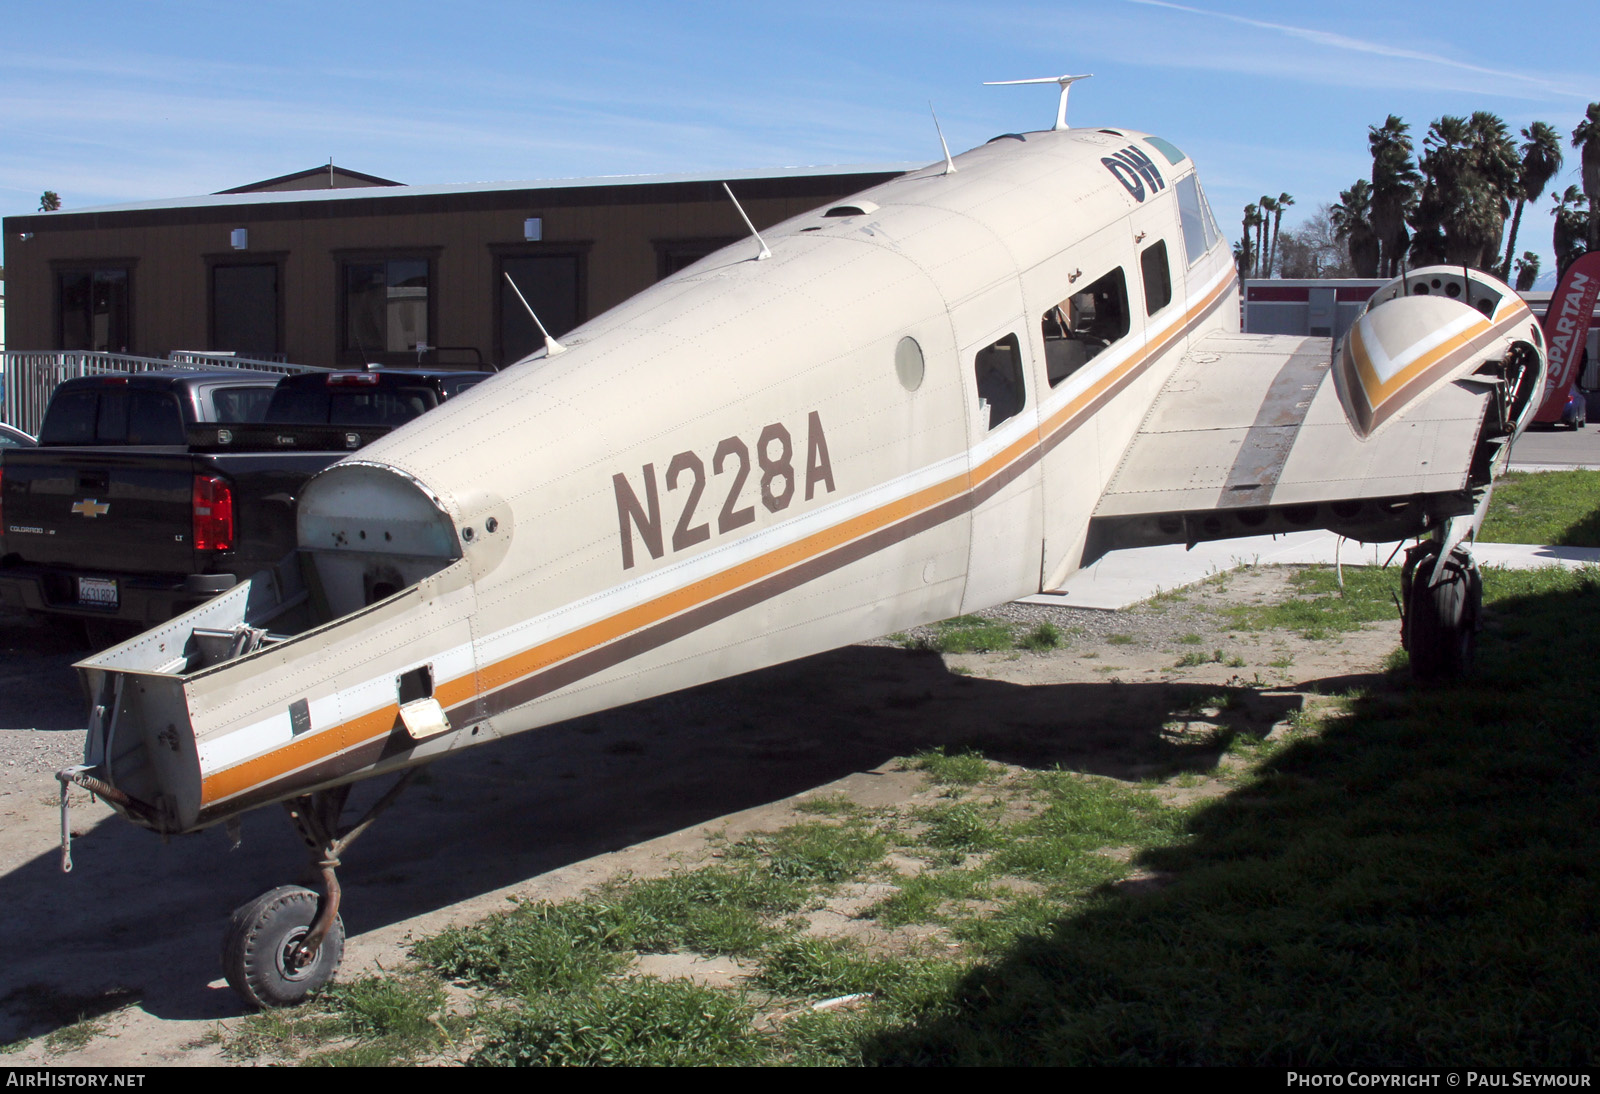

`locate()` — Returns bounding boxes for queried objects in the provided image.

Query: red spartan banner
[1534,250,1600,422]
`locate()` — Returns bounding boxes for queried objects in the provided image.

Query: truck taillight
[193,474,234,552]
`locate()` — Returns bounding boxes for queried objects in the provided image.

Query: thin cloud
[1126,0,1588,99]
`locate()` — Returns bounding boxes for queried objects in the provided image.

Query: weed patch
[906,747,998,786]
[1221,565,1399,637]
[473,977,759,1066]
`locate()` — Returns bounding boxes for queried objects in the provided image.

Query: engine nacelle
[1333,266,1545,440]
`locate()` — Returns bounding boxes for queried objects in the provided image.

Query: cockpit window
[1177,174,1221,266]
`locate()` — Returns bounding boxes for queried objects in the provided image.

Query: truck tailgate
[4,447,201,576]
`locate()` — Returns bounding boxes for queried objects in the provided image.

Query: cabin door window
[973,333,1026,430]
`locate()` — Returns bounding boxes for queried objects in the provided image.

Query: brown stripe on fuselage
[200,275,1236,812]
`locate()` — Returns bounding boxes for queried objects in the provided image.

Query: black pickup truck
[0,368,490,631]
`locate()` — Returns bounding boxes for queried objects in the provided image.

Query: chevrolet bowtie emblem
[71,498,110,518]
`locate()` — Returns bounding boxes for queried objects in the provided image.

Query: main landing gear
[1400,541,1482,683]
[222,771,418,1008]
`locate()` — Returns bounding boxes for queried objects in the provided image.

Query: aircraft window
[1143,136,1187,166]
[895,336,925,391]
[1141,240,1172,315]
[1176,174,1221,266]
[825,201,879,217]
[1041,268,1131,387]
[973,333,1026,430]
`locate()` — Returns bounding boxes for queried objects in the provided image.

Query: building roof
[216,165,405,194]
[15,163,923,222]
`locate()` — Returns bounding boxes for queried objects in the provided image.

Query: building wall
[2,172,895,368]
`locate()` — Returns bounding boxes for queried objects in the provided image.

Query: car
[0,423,36,448]
[1559,384,1587,430]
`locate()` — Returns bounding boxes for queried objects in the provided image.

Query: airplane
[52,77,1546,1008]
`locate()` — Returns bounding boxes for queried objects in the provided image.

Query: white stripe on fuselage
[199,265,1228,784]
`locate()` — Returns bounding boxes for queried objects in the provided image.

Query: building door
[212,263,280,356]
[499,254,581,366]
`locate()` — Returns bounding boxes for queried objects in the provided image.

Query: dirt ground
[0,566,1400,1066]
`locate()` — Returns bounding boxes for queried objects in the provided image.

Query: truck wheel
[221,885,344,1009]
[1407,559,1478,682]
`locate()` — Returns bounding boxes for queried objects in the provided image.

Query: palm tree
[1241,204,1262,278]
[1513,252,1540,292]
[1468,112,1519,267]
[1501,122,1563,278]
[1369,116,1420,277]
[1331,180,1379,277]
[1257,195,1275,276]
[37,191,60,212]
[1552,185,1590,277]
[1412,113,1518,271]
[1573,102,1600,252]
[1233,239,1253,282]
[1268,192,1293,278]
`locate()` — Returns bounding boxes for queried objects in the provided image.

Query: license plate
[77,577,119,608]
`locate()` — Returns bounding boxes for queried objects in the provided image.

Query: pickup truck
[0,368,490,633]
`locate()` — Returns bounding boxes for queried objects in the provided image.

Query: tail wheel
[1404,549,1480,683]
[221,885,345,1009]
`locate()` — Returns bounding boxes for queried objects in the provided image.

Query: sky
[3,0,1596,284]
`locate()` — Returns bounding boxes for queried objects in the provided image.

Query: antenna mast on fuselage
[983,73,1093,131]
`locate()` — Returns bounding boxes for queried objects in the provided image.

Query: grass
[473,977,760,1067]
[1220,565,1400,638]
[1479,470,1600,547]
[209,563,1600,1068]
[0,985,139,1058]
[863,565,1600,1066]
[906,747,999,786]
[1016,622,1064,651]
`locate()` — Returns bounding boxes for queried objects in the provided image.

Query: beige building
[2,163,908,369]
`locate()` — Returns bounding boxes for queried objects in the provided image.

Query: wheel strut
[222,768,421,1008]
[282,769,419,969]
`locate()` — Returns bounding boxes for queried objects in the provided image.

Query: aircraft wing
[1081,329,1501,563]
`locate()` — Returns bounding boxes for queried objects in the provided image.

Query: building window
[655,237,737,280]
[211,262,281,356]
[341,257,431,359]
[498,253,582,366]
[57,267,131,352]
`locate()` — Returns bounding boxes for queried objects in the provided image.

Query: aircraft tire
[1406,558,1478,683]
[221,884,345,1009]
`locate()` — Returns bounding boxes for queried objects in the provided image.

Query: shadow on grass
[866,569,1600,1067]
[1559,507,1600,549]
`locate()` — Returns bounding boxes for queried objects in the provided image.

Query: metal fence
[0,351,323,436]
[167,350,291,367]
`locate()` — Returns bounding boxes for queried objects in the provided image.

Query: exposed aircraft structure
[55,87,1546,1007]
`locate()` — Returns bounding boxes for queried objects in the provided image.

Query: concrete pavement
[1024,532,1600,612]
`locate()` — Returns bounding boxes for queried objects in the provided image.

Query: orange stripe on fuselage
[200,274,1236,808]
